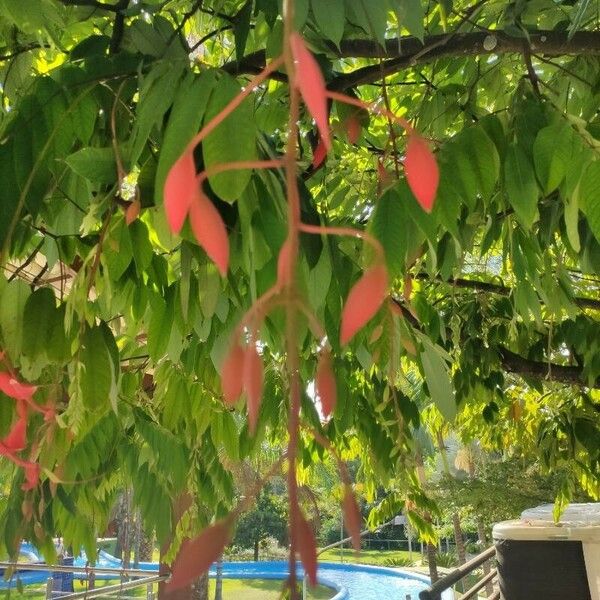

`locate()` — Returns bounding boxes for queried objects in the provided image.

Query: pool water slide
[2,544,448,600]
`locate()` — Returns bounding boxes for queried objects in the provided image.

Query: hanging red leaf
[21,462,40,491]
[277,238,293,287]
[220,343,244,406]
[167,519,233,592]
[125,198,141,225]
[346,115,361,144]
[340,265,388,345]
[342,486,362,552]
[164,152,197,234]
[290,33,331,150]
[312,138,327,168]
[315,352,336,418]
[21,499,33,522]
[242,343,264,434]
[0,372,37,401]
[16,399,27,419]
[377,159,393,194]
[403,275,413,300]
[297,511,318,586]
[3,416,26,452]
[189,193,229,277]
[404,134,439,213]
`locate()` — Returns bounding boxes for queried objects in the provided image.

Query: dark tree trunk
[214,557,223,600]
[426,543,439,583]
[139,527,154,562]
[114,489,132,568]
[191,573,209,600]
[253,539,259,562]
[133,511,142,568]
[452,512,467,565]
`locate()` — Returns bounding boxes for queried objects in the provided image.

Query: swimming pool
[3,546,451,600]
[207,560,435,600]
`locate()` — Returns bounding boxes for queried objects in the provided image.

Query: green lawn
[319,548,418,567]
[208,579,332,600]
[1,578,333,600]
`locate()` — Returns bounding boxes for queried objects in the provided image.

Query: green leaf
[234,0,253,63]
[0,279,30,359]
[579,160,600,243]
[80,326,112,410]
[22,288,56,361]
[533,124,572,194]
[65,147,118,184]
[394,0,425,42]
[311,0,345,46]
[104,218,133,281]
[148,293,173,361]
[569,0,591,39]
[369,189,408,277]
[155,70,218,205]
[345,0,387,47]
[504,143,539,229]
[564,187,581,253]
[443,125,500,209]
[129,62,184,164]
[129,220,153,275]
[202,73,257,202]
[420,341,456,421]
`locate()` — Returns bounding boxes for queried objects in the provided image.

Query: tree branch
[331,30,600,89]
[418,274,600,311]
[0,43,48,61]
[226,31,600,89]
[59,0,120,11]
[499,346,599,389]
[390,296,600,389]
[109,0,131,54]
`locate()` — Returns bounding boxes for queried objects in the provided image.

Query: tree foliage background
[0,0,599,583]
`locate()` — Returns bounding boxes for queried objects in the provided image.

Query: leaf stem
[186,55,285,152]
[298,222,385,265]
[326,90,414,135]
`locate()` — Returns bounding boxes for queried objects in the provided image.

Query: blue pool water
[2,545,451,600]
[207,561,434,600]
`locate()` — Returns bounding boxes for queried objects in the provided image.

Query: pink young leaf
[404,134,439,213]
[277,238,293,287]
[3,416,26,452]
[221,343,245,405]
[16,399,27,419]
[164,152,197,234]
[340,265,388,345]
[21,499,33,521]
[189,193,229,277]
[342,486,362,552]
[403,275,413,300]
[315,352,336,418]
[0,372,37,401]
[242,343,263,434]
[297,511,318,586]
[312,138,327,168]
[290,33,331,150]
[21,462,40,491]
[166,519,233,592]
[125,198,141,225]
[346,115,361,144]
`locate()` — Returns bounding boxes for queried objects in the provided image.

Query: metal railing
[0,561,168,600]
[418,546,500,600]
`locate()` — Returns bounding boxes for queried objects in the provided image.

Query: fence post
[46,578,54,600]
[146,581,153,600]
